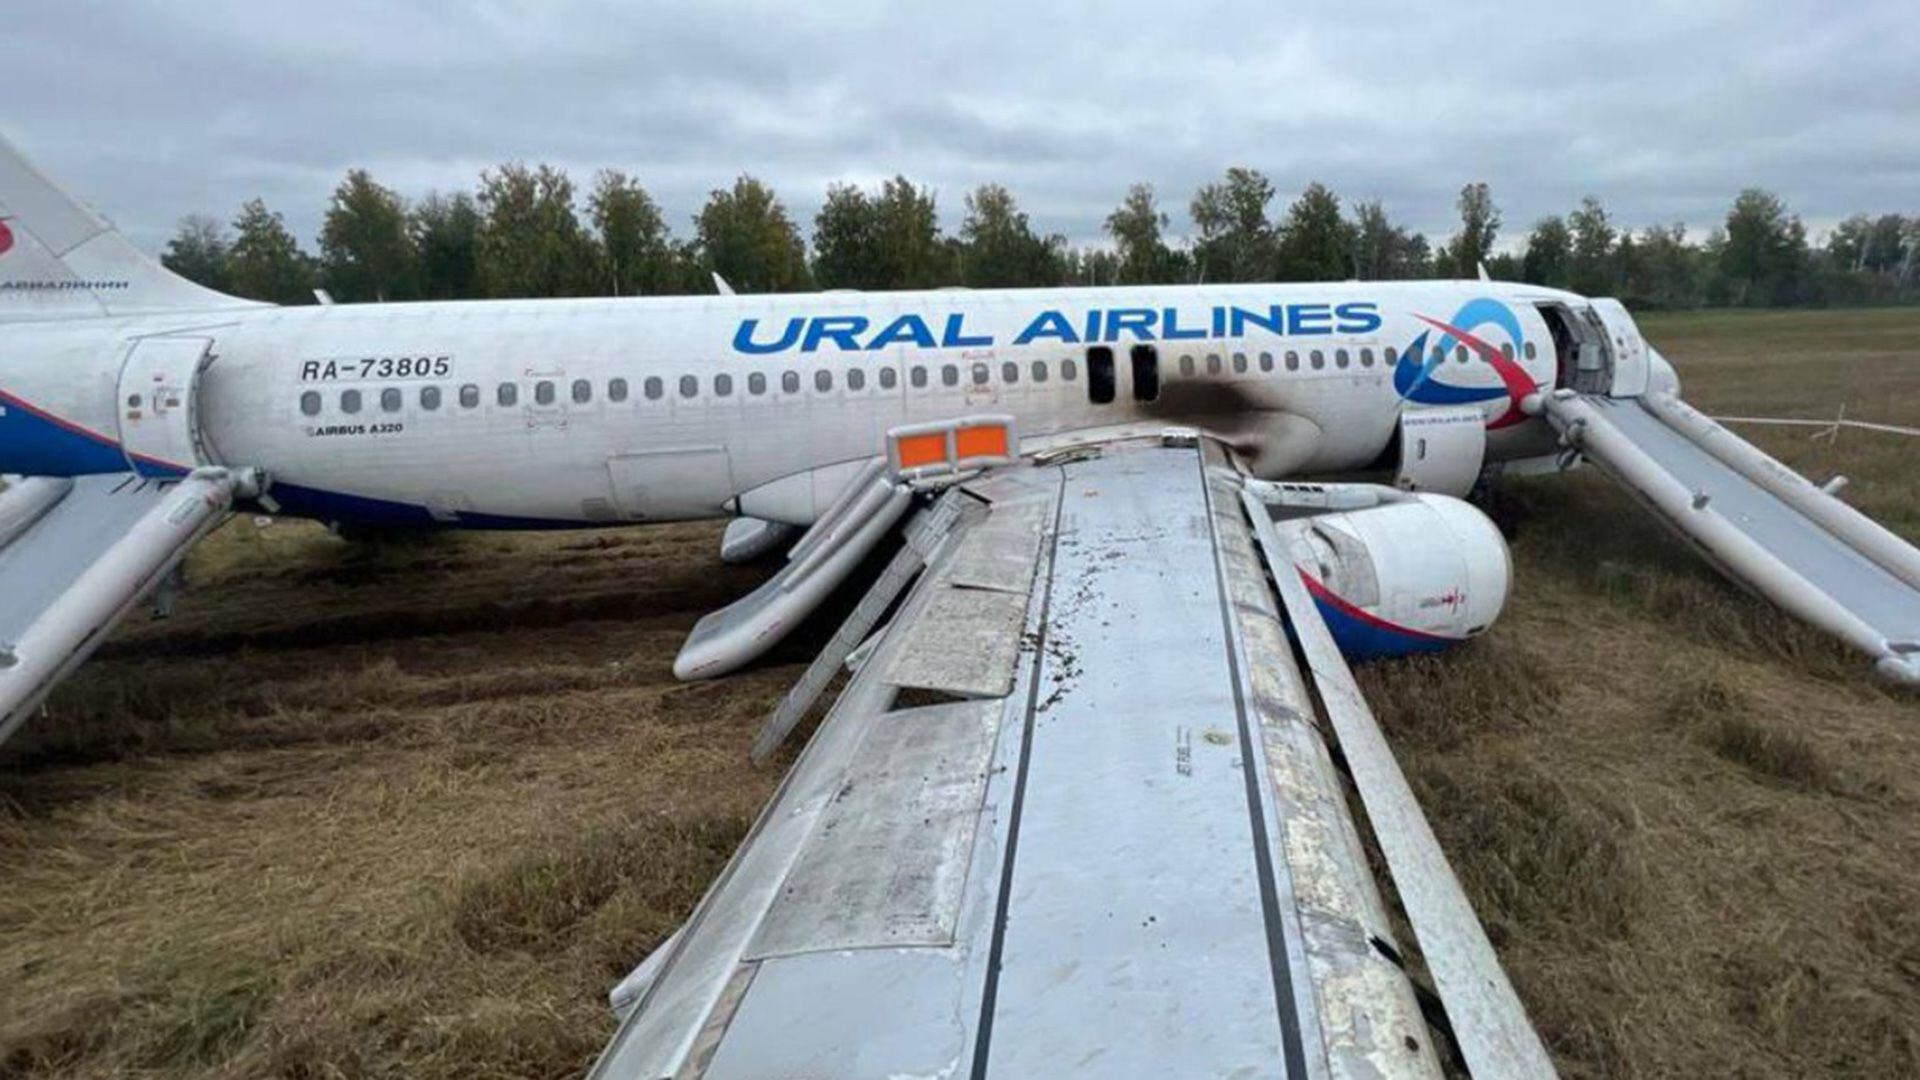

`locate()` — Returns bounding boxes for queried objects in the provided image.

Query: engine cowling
[1281,494,1510,660]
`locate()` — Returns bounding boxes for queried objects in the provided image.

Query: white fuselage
[0,279,1615,528]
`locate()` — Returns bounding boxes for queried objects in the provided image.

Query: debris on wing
[592,434,1552,1079]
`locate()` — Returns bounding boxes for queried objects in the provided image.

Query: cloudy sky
[1,1,1913,256]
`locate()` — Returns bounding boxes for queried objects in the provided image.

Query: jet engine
[1255,484,1510,660]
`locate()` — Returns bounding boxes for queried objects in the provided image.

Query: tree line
[161,163,1920,310]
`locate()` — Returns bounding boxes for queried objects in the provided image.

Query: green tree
[1827,213,1873,272]
[1350,200,1429,279]
[813,176,952,290]
[957,183,1064,287]
[1521,216,1571,287]
[1439,181,1499,277]
[225,198,315,304]
[410,192,480,300]
[1721,188,1807,306]
[161,214,232,292]
[1105,183,1179,285]
[588,169,675,296]
[1864,214,1909,275]
[869,176,950,288]
[694,175,812,293]
[475,162,597,298]
[319,169,415,302]
[1623,223,1700,309]
[811,182,877,289]
[1567,196,1615,296]
[1274,182,1355,281]
[1189,167,1276,282]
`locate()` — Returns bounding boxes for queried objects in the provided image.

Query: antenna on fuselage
[711,272,736,296]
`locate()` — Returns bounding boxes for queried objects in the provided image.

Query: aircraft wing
[591,433,1554,1079]
[0,470,235,746]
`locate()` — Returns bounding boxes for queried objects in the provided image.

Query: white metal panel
[115,336,212,477]
[1394,406,1485,496]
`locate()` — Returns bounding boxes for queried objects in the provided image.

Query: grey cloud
[1,0,1912,255]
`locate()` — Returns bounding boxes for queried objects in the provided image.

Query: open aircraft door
[1588,298,1650,397]
[116,336,215,477]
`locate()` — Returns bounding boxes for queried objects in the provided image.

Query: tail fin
[0,132,260,321]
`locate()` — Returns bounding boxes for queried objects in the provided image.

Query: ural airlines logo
[1393,298,1537,429]
[0,218,14,258]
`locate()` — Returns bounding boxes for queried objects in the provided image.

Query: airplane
[3,133,1918,1078]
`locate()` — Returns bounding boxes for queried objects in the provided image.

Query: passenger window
[341,389,362,414]
[942,364,959,387]
[715,373,733,397]
[847,368,864,391]
[971,363,989,386]
[645,376,664,400]
[1232,352,1248,374]
[782,371,800,394]
[1457,346,1469,364]
[460,384,480,408]
[1179,355,1195,376]
[1360,348,1374,368]
[1431,347,1445,365]
[878,367,897,390]
[1384,347,1397,366]
[1002,361,1019,384]
[1335,349,1350,370]
[1206,353,1222,375]
[1086,346,1115,405]
[535,380,555,405]
[1259,351,1273,372]
[420,386,441,410]
[1524,342,1538,360]
[608,377,629,402]
[1031,360,1048,383]
[299,390,321,416]
[679,375,697,398]
[1310,350,1325,370]
[1061,358,1078,381]
[815,369,832,392]
[910,366,928,389]
[1130,344,1159,402]
[572,378,592,404]
[381,387,402,412]
[1501,343,1515,361]
[1285,351,1300,371]
[748,372,766,395]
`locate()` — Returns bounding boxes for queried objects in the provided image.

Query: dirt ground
[2,307,1918,1078]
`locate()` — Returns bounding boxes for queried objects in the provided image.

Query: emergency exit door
[116,336,214,477]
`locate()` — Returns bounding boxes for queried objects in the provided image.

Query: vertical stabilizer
[0,133,260,320]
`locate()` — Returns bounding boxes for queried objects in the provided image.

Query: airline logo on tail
[0,218,14,257]
[1393,297,1537,428]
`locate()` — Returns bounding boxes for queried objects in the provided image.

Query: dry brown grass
[2,307,1919,1077]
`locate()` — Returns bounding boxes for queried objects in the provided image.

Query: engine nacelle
[1280,493,1510,660]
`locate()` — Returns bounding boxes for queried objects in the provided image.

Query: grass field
[3,307,1918,1078]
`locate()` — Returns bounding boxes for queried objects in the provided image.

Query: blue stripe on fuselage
[251,481,599,531]
[0,389,128,475]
